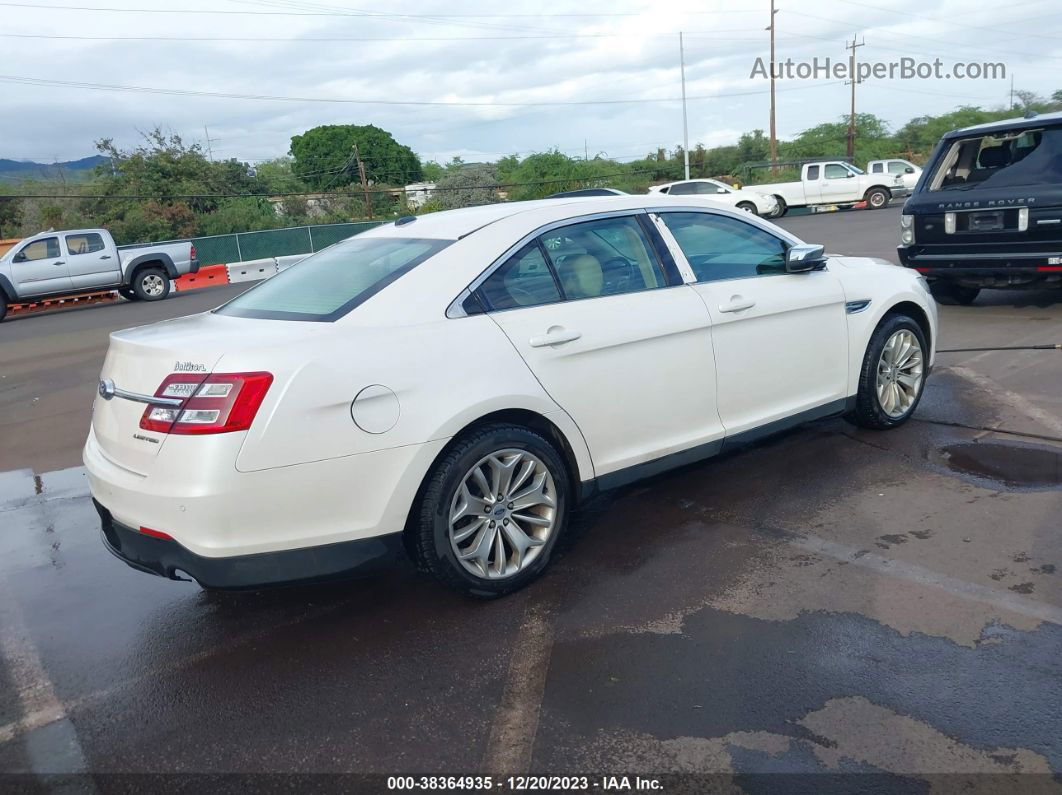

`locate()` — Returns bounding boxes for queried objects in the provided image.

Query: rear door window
[65,233,106,255]
[479,243,562,310]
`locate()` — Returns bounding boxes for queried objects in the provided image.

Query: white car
[648,178,779,217]
[85,196,936,597]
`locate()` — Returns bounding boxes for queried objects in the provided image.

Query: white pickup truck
[0,228,198,321]
[752,160,908,217]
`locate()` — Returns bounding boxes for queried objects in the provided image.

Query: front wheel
[410,424,570,598]
[131,268,170,301]
[865,187,890,209]
[845,314,928,430]
[770,196,788,218]
[736,201,759,216]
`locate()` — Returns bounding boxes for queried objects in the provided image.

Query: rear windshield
[926,126,1062,192]
[216,237,451,321]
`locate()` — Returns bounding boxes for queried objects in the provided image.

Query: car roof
[359,195,729,241]
[944,110,1062,139]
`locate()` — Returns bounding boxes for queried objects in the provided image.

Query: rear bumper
[188,258,201,275]
[898,246,1062,284]
[95,499,403,589]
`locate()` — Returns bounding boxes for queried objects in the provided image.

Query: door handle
[529,327,582,348]
[719,296,755,313]
[54,261,65,266]
[100,255,112,259]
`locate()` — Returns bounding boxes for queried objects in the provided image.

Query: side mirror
[13,252,26,263]
[786,244,827,273]
[905,166,916,174]
[846,172,855,178]
[716,188,728,194]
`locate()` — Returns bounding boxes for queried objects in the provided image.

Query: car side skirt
[580,397,852,500]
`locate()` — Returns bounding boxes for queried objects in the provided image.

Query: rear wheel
[410,423,570,598]
[846,314,928,430]
[0,298,7,322]
[736,201,759,216]
[930,282,980,306]
[865,187,890,209]
[131,268,170,301]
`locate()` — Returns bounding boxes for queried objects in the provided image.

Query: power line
[0,30,765,43]
[0,73,845,107]
[0,169,669,201]
[0,1,757,17]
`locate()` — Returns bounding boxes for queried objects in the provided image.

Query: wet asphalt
[1,205,1061,792]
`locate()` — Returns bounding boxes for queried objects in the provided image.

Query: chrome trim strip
[845,299,872,314]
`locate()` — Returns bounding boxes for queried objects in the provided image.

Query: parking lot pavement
[1,209,1061,788]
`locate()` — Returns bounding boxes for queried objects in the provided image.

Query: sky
[0,0,1059,168]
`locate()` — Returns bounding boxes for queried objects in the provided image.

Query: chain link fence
[121,221,384,265]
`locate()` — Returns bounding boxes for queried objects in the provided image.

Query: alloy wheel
[448,449,557,580]
[876,329,924,418]
[142,274,166,297]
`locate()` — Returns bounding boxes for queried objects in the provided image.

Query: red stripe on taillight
[139,372,273,435]
[1037,266,1062,272]
[914,267,931,273]
[140,526,175,541]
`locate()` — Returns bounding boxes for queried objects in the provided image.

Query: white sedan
[85,196,936,597]
[648,178,780,217]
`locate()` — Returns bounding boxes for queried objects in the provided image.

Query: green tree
[428,164,499,210]
[289,124,422,190]
[254,156,307,195]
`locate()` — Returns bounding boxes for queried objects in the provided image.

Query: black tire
[929,282,980,306]
[0,296,8,322]
[409,423,571,598]
[131,267,170,301]
[118,287,138,301]
[736,201,759,216]
[865,187,890,209]
[845,313,929,430]
[771,196,788,218]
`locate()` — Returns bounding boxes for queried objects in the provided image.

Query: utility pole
[679,31,690,180]
[845,34,865,159]
[353,144,373,220]
[584,139,589,161]
[203,125,216,161]
[1009,74,1015,109]
[766,0,778,168]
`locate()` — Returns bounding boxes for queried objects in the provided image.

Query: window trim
[447,209,678,318]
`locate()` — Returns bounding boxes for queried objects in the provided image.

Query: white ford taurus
[85,196,936,596]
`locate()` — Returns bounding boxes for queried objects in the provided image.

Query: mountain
[0,155,109,181]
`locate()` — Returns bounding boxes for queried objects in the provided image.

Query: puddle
[940,441,1062,488]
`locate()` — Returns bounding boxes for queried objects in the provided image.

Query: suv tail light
[140,372,273,435]
[189,244,198,261]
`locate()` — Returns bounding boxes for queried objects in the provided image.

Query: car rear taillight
[189,244,197,261]
[140,372,273,435]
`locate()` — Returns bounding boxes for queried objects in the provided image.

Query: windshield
[216,236,452,321]
[926,127,1060,192]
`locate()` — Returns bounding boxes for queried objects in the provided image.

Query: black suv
[898,111,1062,304]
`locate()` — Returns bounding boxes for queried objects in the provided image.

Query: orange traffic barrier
[8,289,120,316]
[174,264,230,292]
